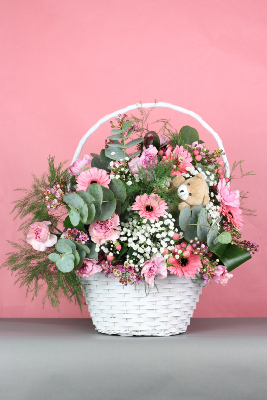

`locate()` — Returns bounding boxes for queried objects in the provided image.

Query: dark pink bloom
[168,254,201,278]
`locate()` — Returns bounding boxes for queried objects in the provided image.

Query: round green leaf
[63,193,84,209]
[217,231,232,244]
[179,126,199,145]
[179,206,191,231]
[105,147,127,161]
[48,253,60,262]
[87,183,103,204]
[68,207,80,226]
[56,240,73,254]
[56,254,75,273]
[109,179,126,202]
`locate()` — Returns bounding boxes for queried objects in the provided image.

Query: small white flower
[126,181,132,186]
[125,157,129,161]
[111,152,115,155]
[110,161,114,167]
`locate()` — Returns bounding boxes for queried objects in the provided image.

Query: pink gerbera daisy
[77,167,111,191]
[221,203,244,229]
[168,254,201,278]
[132,193,168,221]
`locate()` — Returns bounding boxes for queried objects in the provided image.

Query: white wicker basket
[73,102,229,336]
[80,274,204,336]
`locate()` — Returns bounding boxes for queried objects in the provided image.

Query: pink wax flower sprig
[132,193,168,221]
[26,221,57,252]
[101,261,143,285]
[44,184,65,210]
[62,228,89,244]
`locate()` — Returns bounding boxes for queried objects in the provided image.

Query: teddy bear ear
[171,175,185,188]
[195,173,205,180]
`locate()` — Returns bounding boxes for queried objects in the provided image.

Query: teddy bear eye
[189,193,192,196]
[187,183,190,186]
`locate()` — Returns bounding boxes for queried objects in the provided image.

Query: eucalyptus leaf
[86,203,96,224]
[56,239,73,254]
[109,179,126,202]
[74,250,86,270]
[217,231,232,244]
[100,199,116,221]
[90,153,100,159]
[183,217,198,242]
[102,186,115,201]
[68,207,80,226]
[207,218,221,247]
[179,126,199,145]
[58,238,76,252]
[75,242,90,254]
[90,203,101,223]
[91,157,109,171]
[197,208,210,242]
[128,150,141,159]
[107,134,124,140]
[179,206,191,231]
[100,149,112,165]
[122,121,133,133]
[107,143,124,148]
[63,193,84,209]
[79,204,88,224]
[125,138,144,149]
[73,250,80,268]
[56,254,75,273]
[111,129,122,134]
[87,183,103,204]
[77,191,95,205]
[105,147,127,161]
[64,216,84,231]
[192,205,204,219]
[86,243,98,261]
[48,253,60,262]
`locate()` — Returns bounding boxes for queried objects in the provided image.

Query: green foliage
[220,244,251,272]
[11,156,68,233]
[2,240,83,310]
[217,231,232,244]
[109,179,126,202]
[105,146,127,161]
[179,126,199,144]
[197,208,210,242]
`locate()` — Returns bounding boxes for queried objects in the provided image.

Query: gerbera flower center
[145,205,154,212]
[90,180,98,184]
[180,257,189,267]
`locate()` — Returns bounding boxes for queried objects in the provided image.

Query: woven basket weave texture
[80,273,204,336]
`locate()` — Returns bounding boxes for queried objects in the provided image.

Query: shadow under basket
[80,273,204,336]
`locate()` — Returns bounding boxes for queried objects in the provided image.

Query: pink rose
[76,258,102,278]
[216,179,240,207]
[213,265,233,286]
[89,213,120,245]
[26,221,57,252]
[139,145,158,169]
[141,255,167,287]
[128,156,140,174]
[69,154,91,176]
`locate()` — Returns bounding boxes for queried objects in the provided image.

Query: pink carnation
[76,258,102,278]
[132,193,168,221]
[168,254,201,278]
[89,213,120,245]
[69,154,91,176]
[141,255,167,287]
[216,179,240,207]
[139,145,158,169]
[77,167,110,191]
[163,145,193,176]
[128,156,140,174]
[26,221,57,252]
[213,265,233,286]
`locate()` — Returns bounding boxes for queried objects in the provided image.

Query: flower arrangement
[3,110,259,309]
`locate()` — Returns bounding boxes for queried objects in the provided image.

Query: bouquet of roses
[3,113,258,308]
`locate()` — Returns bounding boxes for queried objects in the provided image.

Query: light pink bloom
[139,145,158,169]
[128,156,140,174]
[26,221,57,252]
[76,258,102,278]
[213,265,233,286]
[191,141,204,150]
[69,154,91,176]
[141,255,167,287]
[163,145,193,176]
[89,213,120,245]
[132,193,168,221]
[159,136,168,146]
[77,167,110,191]
[168,254,201,278]
[216,179,240,207]
[221,204,244,229]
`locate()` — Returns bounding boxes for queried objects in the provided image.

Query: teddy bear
[170,173,210,211]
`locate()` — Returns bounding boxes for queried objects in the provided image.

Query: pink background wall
[0,0,266,318]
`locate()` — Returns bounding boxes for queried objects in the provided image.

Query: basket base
[80,273,204,337]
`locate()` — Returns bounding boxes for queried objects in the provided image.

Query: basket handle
[71,102,230,178]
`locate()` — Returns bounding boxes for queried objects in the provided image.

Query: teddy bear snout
[177,184,188,201]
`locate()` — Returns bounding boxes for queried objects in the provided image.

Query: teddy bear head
[171,173,210,210]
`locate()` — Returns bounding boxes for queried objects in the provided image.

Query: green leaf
[64,216,84,231]
[109,179,126,202]
[58,238,76,252]
[217,231,232,244]
[107,134,124,140]
[122,121,133,133]
[102,186,115,201]
[107,143,124,148]
[179,206,191,231]
[55,239,73,254]
[100,149,112,165]
[56,254,75,273]
[179,126,199,145]
[74,250,86,270]
[77,191,95,205]
[111,129,122,134]
[125,138,144,149]
[220,244,252,272]
[207,218,221,247]
[115,201,121,215]
[209,242,228,258]
[91,157,109,171]
[68,207,80,226]
[197,208,210,242]
[63,193,84,209]
[86,204,96,224]
[105,147,127,161]
[75,242,90,254]
[91,203,101,223]
[183,217,198,242]
[48,253,60,262]
[192,205,204,219]
[87,183,103,204]
[79,204,88,224]
[126,128,134,138]
[86,242,98,261]
[129,150,141,159]
[119,243,128,257]
[90,153,100,159]
[73,249,80,268]
[100,199,116,221]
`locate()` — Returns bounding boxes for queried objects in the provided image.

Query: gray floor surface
[0,318,266,400]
